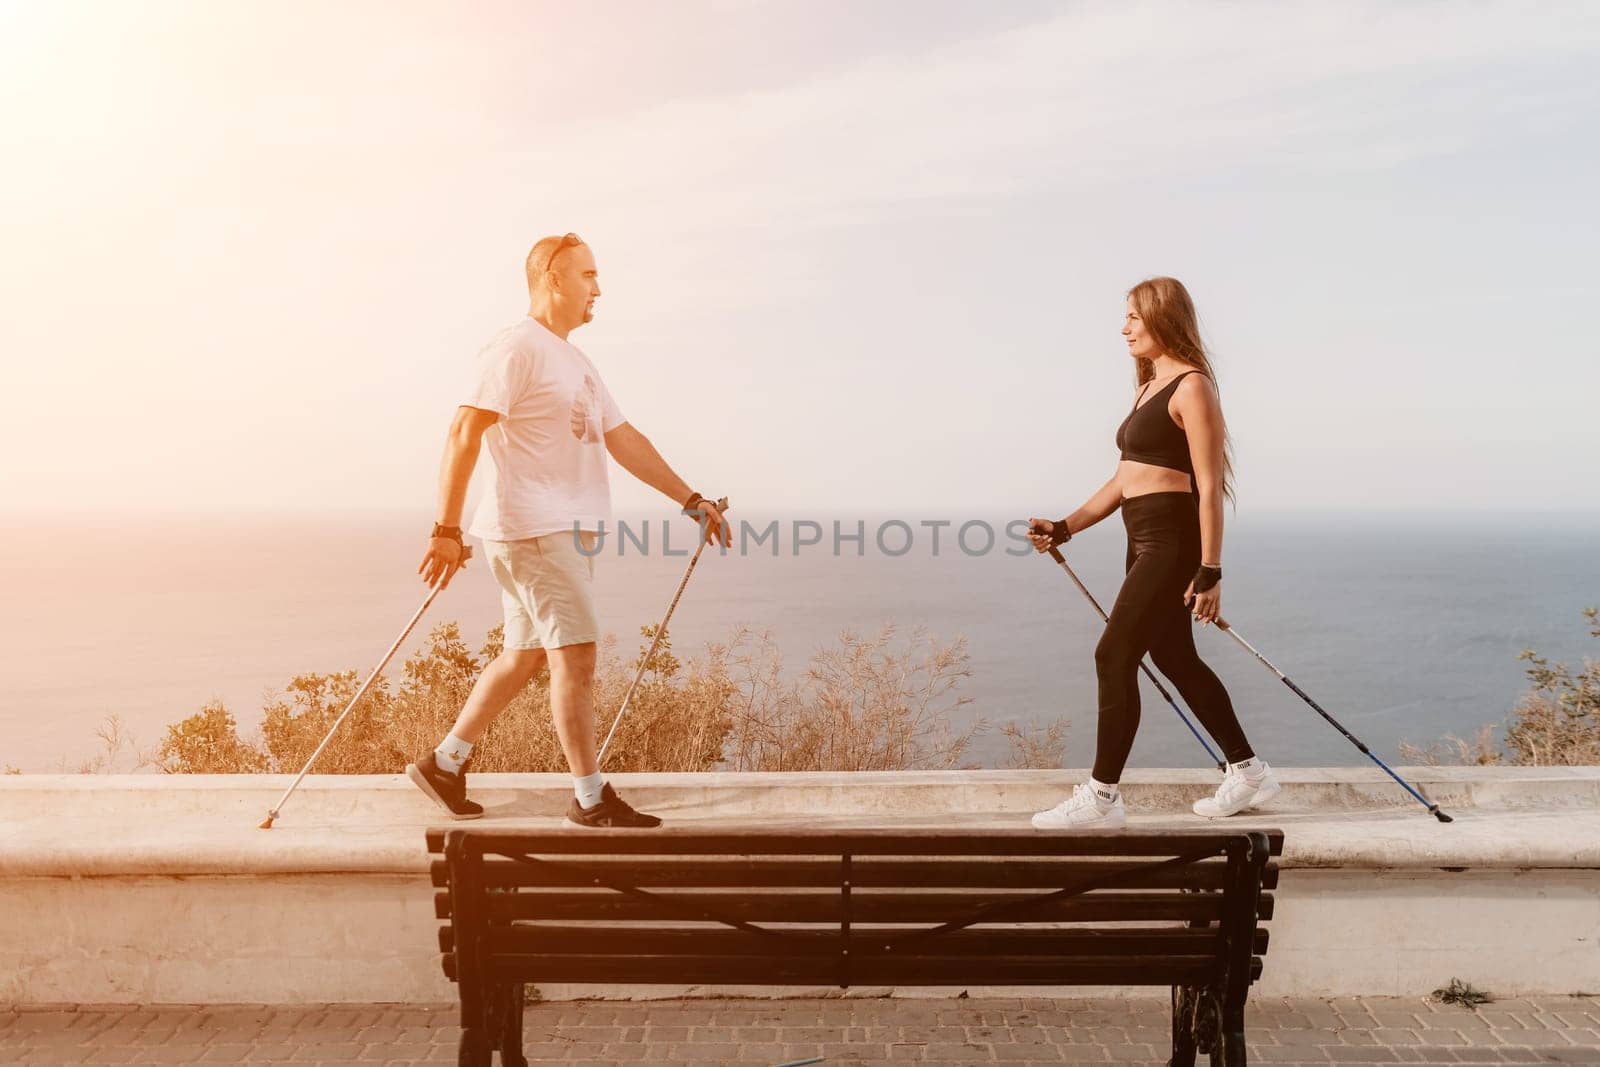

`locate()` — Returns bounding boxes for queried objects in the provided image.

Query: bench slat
[434,889,1275,923]
[429,857,1279,892]
[480,953,1237,985]
[441,953,1260,991]
[426,827,1284,858]
[480,889,1277,923]
[437,924,1269,958]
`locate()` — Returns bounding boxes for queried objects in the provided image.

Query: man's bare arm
[603,421,730,546]
[419,406,500,588]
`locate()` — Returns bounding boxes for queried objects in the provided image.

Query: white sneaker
[1193,759,1281,818]
[1031,782,1127,830]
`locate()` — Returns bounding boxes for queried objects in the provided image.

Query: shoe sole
[406,764,483,821]
[1250,778,1282,810]
[1030,814,1127,831]
[1194,778,1282,819]
[562,815,664,830]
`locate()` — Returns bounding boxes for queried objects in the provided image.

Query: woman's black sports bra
[1115,370,1201,475]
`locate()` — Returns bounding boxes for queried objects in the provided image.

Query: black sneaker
[565,783,662,828]
[406,753,484,820]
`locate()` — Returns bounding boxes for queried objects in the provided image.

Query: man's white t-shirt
[463,316,625,541]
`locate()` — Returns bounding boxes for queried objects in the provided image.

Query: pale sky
[3,0,1598,517]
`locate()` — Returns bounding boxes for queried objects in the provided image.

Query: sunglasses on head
[544,232,583,274]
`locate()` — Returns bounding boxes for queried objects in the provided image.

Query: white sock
[1089,777,1120,809]
[574,771,605,809]
[1233,757,1265,779]
[434,733,474,775]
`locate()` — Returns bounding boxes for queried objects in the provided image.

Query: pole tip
[258,813,275,830]
[1433,810,1453,823]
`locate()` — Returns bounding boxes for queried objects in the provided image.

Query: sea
[1,512,1594,773]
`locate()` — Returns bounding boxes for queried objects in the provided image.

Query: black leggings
[1091,492,1254,783]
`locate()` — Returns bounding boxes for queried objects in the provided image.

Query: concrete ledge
[2,768,1597,1004]
[3,767,1596,875]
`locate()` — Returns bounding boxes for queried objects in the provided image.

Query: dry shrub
[590,626,733,774]
[1401,607,1599,767]
[720,624,984,771]
[71,714,161,773]
[1398,723,1502,768]
[155,619,999,774]
[999,719,1071,770]
[157,704,265,773]
[157,622,733,774]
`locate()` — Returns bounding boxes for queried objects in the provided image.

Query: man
[408,232,729,828]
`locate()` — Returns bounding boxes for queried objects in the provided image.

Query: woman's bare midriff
[1117,459,1192,501]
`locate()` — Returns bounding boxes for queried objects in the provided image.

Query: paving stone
[1104,1043,1160,1062]
[1508,1029,1582,1047]
[1125,1026,1170,1045]
[819,1041,892,1061]
[1276,1028,1338,1049]
[3,997,1596,1065]
[129,1046,211,1063]
[1370,1029,1425,1046]
[1417,1029,1469,1046]
[1326,1047,1403,1062]
[665,1040,741,1059]
[924,1042,994,1060]
[1532,1049,1600,1065]
[235,1042,297,1060]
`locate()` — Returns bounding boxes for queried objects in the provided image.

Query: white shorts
[483,531,601,650]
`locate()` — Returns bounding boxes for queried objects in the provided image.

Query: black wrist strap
[1051,517,1072,547]
[431,523,463,544]
[1192,565,1222,593]
[682,492,708,515]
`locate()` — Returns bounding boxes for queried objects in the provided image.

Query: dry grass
[998,719,1072,770]
[720,624,984,772]
[153,620,1038,774]
[1401,607,1599,767]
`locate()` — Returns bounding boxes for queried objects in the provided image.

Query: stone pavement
[2,996,1598,1065]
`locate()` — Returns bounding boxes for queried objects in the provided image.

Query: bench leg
[1215,996,1247,1067]
[1168,984,1199,1067]
[499,983,528,1067]
[458,1026,490,1067]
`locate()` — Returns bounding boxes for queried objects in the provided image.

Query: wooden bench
[427,826,1283,1066]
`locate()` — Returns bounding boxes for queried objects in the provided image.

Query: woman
[1026,276,1278,829]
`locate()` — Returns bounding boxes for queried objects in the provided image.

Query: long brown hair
[1127,276,1236,506]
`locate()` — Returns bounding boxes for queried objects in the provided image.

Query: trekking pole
[258,546,472,829]
[1214,617,1454,822]
[1045,546,1226,771]
[597,498,729,766]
